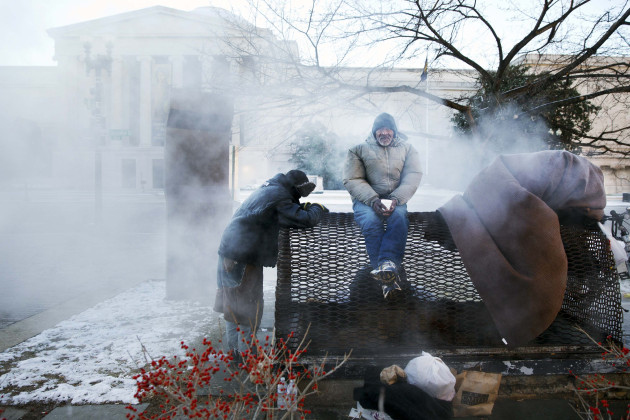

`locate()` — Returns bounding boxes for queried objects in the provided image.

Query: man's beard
[377,135,393,145]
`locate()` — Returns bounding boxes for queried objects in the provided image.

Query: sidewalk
[0,400,612,419]
[0,396,599,419]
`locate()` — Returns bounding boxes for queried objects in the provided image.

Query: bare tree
[373,0,630,155]
[212,0,630,157]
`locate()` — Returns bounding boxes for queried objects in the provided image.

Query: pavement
[2,188,630,419]
[0,400,623,420]
[0,393,601,419]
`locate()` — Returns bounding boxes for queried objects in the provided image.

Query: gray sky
[0,0,247,66]
[0,0,384,67]
[0,0,620,68]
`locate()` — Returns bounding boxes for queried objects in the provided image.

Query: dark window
[152,57,170,146]
[127,58,140,146]
[122,159,136,188]
[211,55,230,88]
[152,159,164,189]
[183,56,202,89]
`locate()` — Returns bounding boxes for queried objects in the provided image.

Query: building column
[109,55,124,130]
[169,55,184,89]
[56,54,81,138]
[138,55,153,147]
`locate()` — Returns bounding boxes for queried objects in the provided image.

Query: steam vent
[275,212,622,357]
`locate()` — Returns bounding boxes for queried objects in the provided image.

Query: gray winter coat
[343,134,422,206]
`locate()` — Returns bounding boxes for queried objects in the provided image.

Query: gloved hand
[383,198,398,217]
[380,364,407,385]
[313,203,330,213]
[301,202,329,212]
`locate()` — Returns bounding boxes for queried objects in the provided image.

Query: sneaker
[371,261,403,299]
[370,260,396,277]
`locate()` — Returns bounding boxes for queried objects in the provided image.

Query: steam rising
[428,103,551,191]
[0,4,561,333]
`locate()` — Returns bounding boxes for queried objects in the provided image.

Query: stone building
[517,54,630,194]
[0,6,477,193]
[0,5,627,194]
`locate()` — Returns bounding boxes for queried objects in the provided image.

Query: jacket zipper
[386,147,392,192]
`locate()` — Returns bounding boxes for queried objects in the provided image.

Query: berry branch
[127,324,351,419]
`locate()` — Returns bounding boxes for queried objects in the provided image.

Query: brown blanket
[438,151,606,346]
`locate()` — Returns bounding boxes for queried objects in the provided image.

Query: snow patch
[502,361,534,375]
[519,366,534,375]
[0,280,219,404]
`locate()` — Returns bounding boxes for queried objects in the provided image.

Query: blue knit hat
[372,113,398,138]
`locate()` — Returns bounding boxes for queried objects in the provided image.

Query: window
[122,159,136,188]
[183,56,202,89]
[152,159,164,189]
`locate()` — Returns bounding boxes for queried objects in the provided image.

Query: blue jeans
[225,321,254,354]
[216,258,261,354]
[353,201,409,269]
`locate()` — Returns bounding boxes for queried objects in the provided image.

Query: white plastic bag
[404,351,456,401]
[598,222,628,266]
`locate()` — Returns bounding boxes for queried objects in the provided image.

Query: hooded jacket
[343,133,422,206]
[218,173,324,267]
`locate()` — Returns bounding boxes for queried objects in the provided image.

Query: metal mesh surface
[275,212,623,356]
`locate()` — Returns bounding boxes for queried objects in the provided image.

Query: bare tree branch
[209,0,630,158]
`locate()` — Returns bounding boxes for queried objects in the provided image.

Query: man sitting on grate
[214,170,328,357]
[343,113,423,299]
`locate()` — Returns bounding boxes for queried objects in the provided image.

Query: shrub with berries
[570,328,630,420]
[126,325,350,419]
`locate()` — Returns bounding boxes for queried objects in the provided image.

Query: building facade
[516,54,630,194]
[0,6,627,194]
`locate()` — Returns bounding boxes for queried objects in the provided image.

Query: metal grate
[275,212,623,356]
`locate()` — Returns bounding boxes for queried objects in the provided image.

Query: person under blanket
[438,150,606,346]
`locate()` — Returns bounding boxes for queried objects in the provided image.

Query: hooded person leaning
[214,170,328,356]
[343,113,422,299]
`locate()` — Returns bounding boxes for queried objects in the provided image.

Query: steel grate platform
[275,212,623,356]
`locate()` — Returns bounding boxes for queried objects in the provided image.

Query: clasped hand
[372,198,397,217]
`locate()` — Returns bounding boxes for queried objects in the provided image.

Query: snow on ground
[0,280,219,405]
